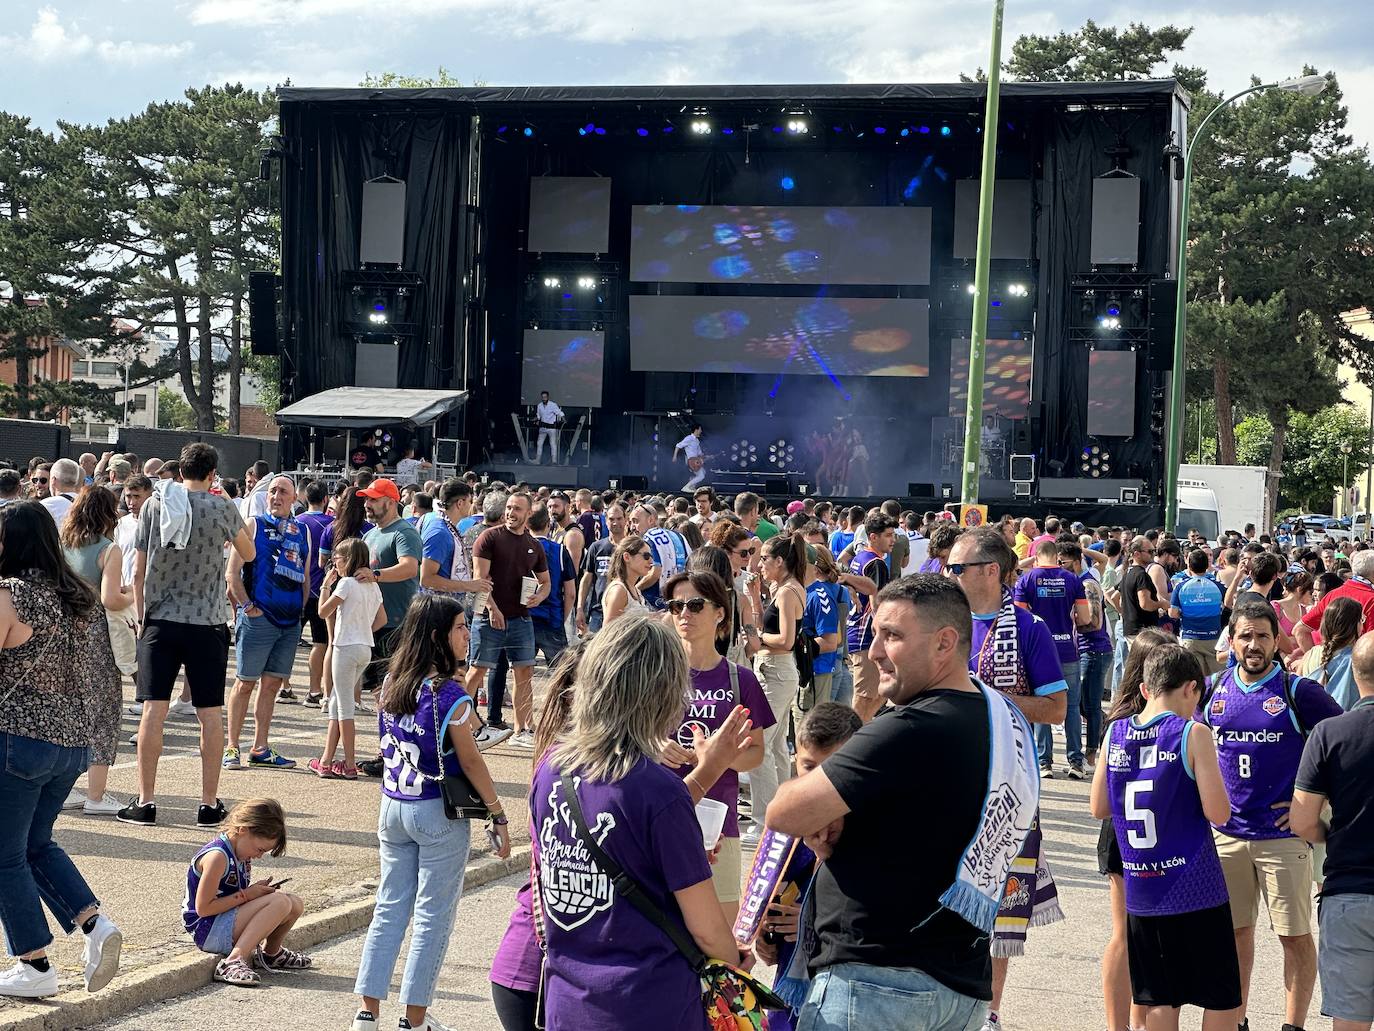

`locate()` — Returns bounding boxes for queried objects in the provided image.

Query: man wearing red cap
[355,479,424,691]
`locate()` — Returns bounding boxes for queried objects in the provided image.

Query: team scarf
[936,678,1042,935]
[975,588,1030,696]
[990,813,1065,957]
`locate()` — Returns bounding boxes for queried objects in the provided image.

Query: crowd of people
[1,447,1372,1031]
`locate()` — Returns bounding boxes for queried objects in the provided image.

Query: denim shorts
[193,909,236,956]
[235,611,300,681]
[468,614,535,669]
[1319,893,1374,1022]
[798,962,987,1031]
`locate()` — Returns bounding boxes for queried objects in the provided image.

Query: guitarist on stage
[673,422,709,490]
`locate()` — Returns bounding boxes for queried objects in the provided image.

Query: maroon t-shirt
[473,525,548,618]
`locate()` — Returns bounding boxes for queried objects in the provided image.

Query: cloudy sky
[2,0,1371,148]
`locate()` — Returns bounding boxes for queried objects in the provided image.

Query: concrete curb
[3,846,532,1031]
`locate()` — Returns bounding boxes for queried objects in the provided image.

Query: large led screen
[630,205,931,285]
[528,177,612,254]
[629,296,929,377]
[949,336,1033,418]
[1086,350,1137,437]
[521,329,605,408]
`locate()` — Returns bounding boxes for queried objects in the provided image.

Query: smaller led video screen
[1086,350,1137,437]
[630,205,931,285]
[629,296,929,377]
[528,177,612,254]
[521,330,605,408]
[949,336,1033,418]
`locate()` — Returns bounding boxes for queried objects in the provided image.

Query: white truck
[1179,464,1270,538]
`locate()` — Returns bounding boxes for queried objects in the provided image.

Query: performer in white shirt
[534,390,565,464]
[673,422,707,490]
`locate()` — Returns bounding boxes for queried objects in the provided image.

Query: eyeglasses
[945,560,997,575]
[734,547,756,558]
[667,597,709,615]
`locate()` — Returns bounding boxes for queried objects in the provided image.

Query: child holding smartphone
[183,798,311,987]
[1090,644,1240,1030]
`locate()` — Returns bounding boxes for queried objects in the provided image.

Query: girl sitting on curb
[182,798,312,986]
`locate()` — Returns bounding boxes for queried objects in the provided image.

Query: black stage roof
[278,80,1189,110]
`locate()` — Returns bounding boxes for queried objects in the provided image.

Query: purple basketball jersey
[1201,664,1329,840]
[1106,713,1228,916]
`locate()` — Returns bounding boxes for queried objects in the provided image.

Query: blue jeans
[1036,660,1083,768]
[0,733,98,956]
[1111,628,1130,700]
[798,962,987,1031]
[1079,650,1112,754]
[354,795,472,1008]
[532,619,567,666]
[829,656,854,708]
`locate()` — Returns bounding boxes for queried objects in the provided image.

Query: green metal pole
[1164,84,1268,531]
[959,0,1006,507]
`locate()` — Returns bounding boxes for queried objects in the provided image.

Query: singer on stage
[674,422,707,490]
[534,390,564,464]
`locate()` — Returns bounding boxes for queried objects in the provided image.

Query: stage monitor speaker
[1010,454,1035,482]
[1147,280,1179,371]
[1012,419,1033,452]
[908,482,936,500]
[953,179,1033,260]
[1090,176,1141,266]
[1014,481,1032,498]
[434,438,461,467]
[619,475,648,491]
[248,271,279,356]
[354,340,398,389]
[941,483,956,500]
[762,475,789,495]
[361,177,406,266]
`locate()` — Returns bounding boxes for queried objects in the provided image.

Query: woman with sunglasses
[663,571,770,923]
[709,522,764,644]
[601,535,653,625]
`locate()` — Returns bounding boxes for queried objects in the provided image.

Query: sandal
[308,758,339,779]
[254,946,313,971]
[214,956,261,986]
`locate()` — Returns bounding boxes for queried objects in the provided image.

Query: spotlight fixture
[1099,316,1121,330]
[966,283,977,295]
[786,118,809,134]
[1007,283,1030,298]
[940,125,952,136]
[576,276,596,290]
[1105,295,1122,317]
[1080,443,1112,479]
[543,276,561,289]
[690,119,712,135]
[367,295,389,325]
[523,127,534,137]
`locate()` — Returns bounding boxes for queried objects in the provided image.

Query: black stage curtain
[279,106,469,401]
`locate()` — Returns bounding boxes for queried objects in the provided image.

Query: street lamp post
[1342,440,1353,515]
[1162,73,1328,531]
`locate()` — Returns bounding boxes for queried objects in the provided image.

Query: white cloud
[1,7,192,66]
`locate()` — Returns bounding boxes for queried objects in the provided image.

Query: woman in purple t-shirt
[664,570,771,924]
[530,616,751,1031]
[350,595,509,1031]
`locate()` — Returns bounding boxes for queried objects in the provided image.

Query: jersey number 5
[1125,781,1158,850]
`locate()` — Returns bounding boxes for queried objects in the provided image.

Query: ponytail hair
[1319,596,1362,674]
[762,530,807,584]
[1105,627,1175,726]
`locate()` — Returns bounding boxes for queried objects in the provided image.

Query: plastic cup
[520,575,539,605]
[472,591,490,616]
[695,797,729,850]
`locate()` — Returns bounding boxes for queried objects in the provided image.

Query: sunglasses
[638,550,653,560]
[945,560,997,575]
[32,477,49,484]
[734,547,757,558]
[667,597,709,615]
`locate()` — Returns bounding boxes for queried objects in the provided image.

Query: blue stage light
[940,125,952,137]
[585,123,595,133]
[832,126,843,133]
[662,125,674,134]
[523,127,534,137]
[918,125,931,134]
[496,125,508,134]
[900,127,910,137]
[594,127,606,135]
[873,126,887,135]
[772,125,783,133]
[578,128,587,136]
[902,176,922,200]
[721,127,734,135]
[780,176,795,191]
[636,127,649,137]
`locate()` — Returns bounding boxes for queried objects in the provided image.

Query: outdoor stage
[271,81,1188,522]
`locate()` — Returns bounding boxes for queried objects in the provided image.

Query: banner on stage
[960,504,989,529]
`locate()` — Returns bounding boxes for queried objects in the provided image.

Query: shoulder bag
[556,771,786,1028]
[385,679,489,819]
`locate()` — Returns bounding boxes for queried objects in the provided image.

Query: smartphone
[486,826,502,851]
[270,877,292,888]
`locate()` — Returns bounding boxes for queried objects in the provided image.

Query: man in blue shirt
[1169,548,1227,676]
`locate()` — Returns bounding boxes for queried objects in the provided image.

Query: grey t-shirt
[365,517,424,628]
[137,490,245,625]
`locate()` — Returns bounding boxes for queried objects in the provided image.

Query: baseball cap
[786,500,805,515]
[356,479,400,502]
[110,458,131,478]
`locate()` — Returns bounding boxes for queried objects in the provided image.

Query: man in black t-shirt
[768,576,1003,1026]
[1118,535,1165,643]
[349,432,383,472]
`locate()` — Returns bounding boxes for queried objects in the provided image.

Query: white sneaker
[474,724,514,751]
[63,788,87,810]
[351,1012,379,1031]
[509,729,535,749]
[81,914,122,992]
[404,1014,456,1031]
[0,959,59,998]
[83,796,124,816]
[124,702,143,716]
[169,699,197,717]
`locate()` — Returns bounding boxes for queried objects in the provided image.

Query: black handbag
[384,679,488,820]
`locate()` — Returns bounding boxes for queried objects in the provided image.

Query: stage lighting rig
[690,119,712,135]
[1080,443,1112,478]
[786,118,809,134]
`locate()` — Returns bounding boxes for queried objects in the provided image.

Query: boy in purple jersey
[1093,645,1239,1028]
[1199,601,1344,1031]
